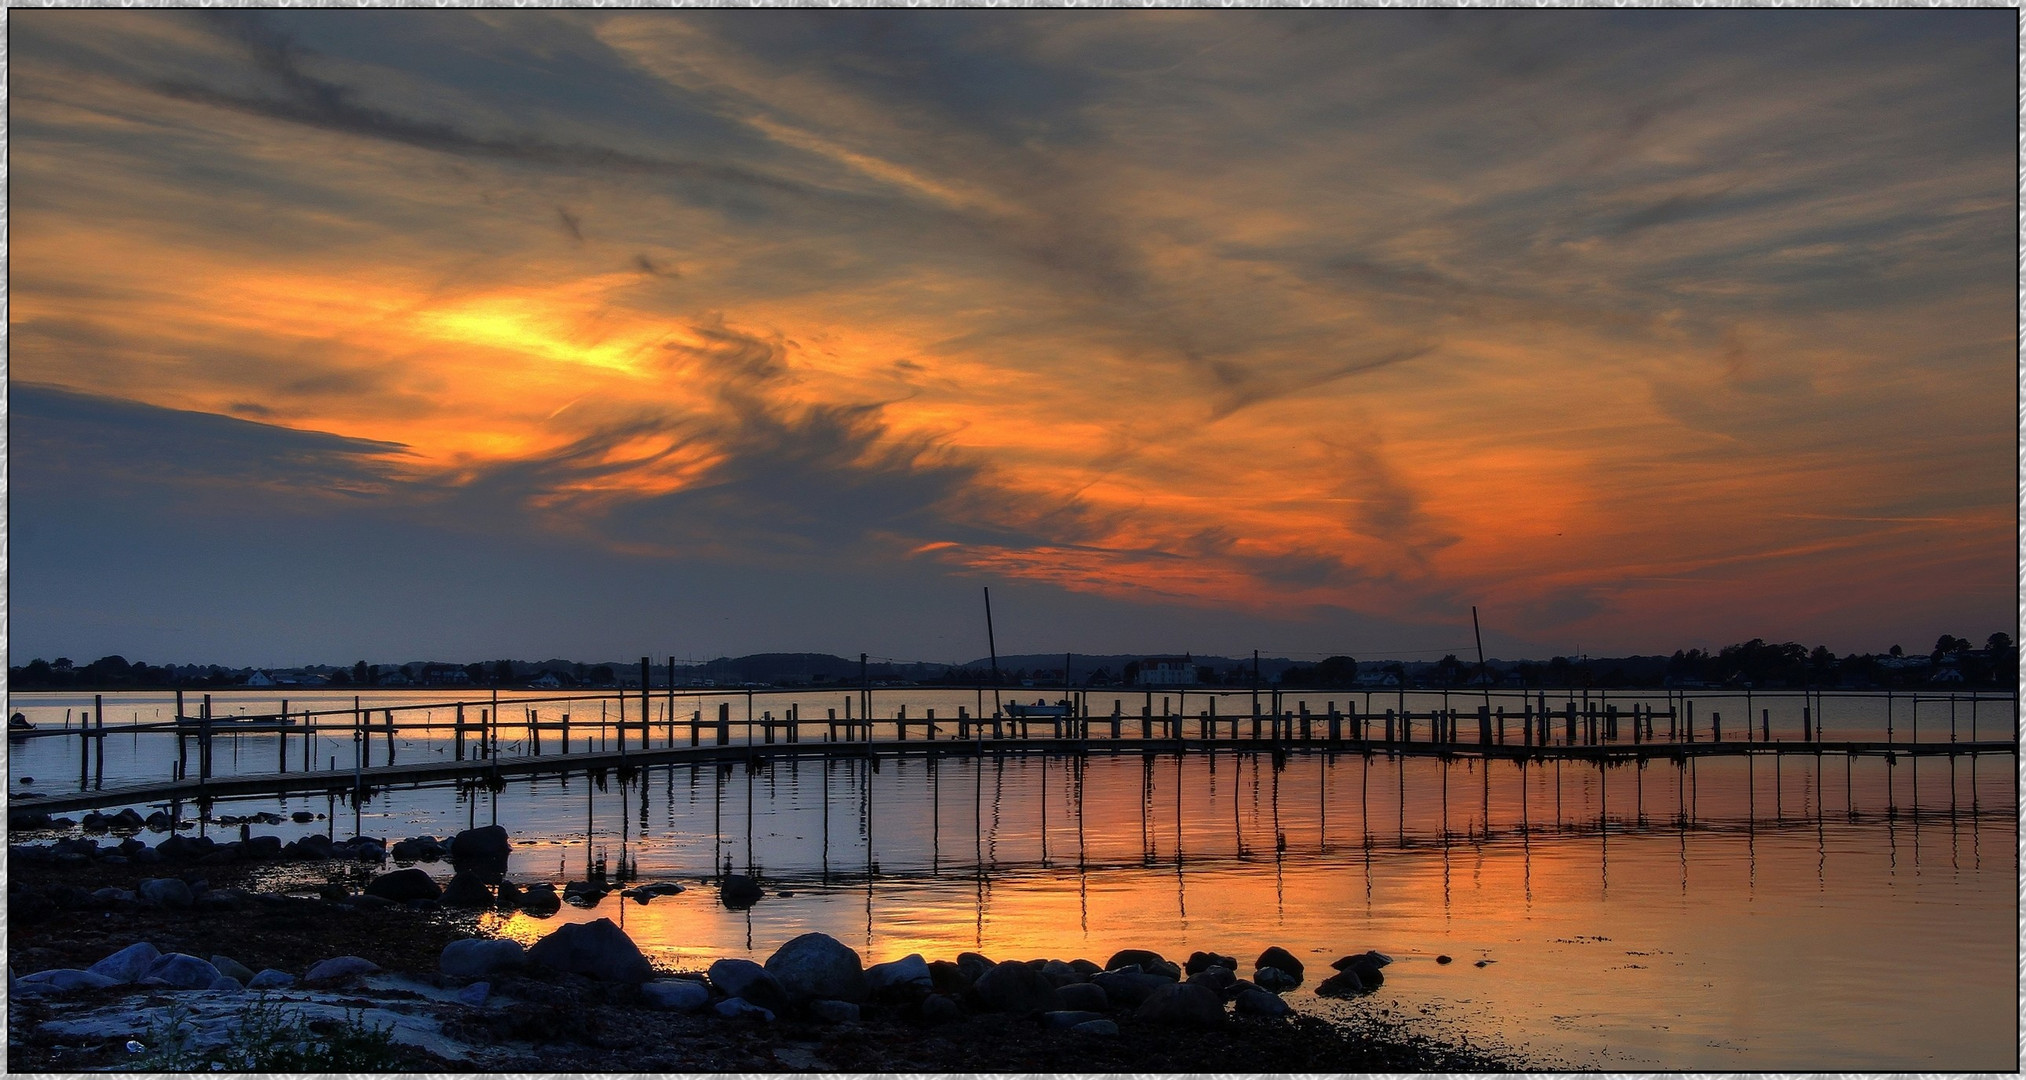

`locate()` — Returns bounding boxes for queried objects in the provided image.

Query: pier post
[201,694,214,782]
[1564,702,1576,746]
[717,702,730,745]
[1478,705,1491,745]
[1713,711,1722,742]
[279,699,289,772]
[1803,705,1812,742]
[562,711,571,753]
[927,708,937,741]
[1385,708,1396,743]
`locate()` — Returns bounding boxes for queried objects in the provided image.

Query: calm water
[7,690,2017,1069]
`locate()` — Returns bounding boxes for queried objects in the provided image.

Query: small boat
[8,713,34,738]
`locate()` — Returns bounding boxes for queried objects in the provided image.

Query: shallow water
[6,690,2017,1069]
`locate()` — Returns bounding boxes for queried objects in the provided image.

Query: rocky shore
[7,819,1536,1071]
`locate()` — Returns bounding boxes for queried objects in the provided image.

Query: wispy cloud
[8,9,2013,659]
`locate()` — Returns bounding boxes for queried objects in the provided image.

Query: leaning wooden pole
[984,586,1003,718]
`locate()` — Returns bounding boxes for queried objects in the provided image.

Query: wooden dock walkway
[15,735,2015,816]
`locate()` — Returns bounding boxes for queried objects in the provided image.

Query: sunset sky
[9,10,2016,667]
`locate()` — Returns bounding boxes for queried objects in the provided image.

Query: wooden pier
[14,729,2014,817]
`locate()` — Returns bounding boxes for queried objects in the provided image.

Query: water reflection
[7,692,2017,1069]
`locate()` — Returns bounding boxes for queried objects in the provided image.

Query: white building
[1136,655,1198,686]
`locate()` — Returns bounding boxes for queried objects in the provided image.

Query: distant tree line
[9,633,2017,691]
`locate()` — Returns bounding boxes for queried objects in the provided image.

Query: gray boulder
[1315,969,1366,997]
[209,955,255,984]
[1090,970,1171,1008]
[718,874,764,910]
[1188,965,1236,992]
[142,954,221,991]
[1254,965,1300,992]
[87,942,160,984]
[363,868,439,903]
[1041,1009,1108,1030]
[1056,980,1109,1012]
[865,953,934,997]
[1255,946,1304,982]
[920,993,963,1025]
[137,878,193,909]
[955,951,995,982]
[449,825,510,862]
[1070,1018,1119,1036]
[708,958,790,1014]
[440,938,526,979]
[1235,987,1293,1016]
[526,918,653,982]
[246,969,295,990]
[439,873,494,909]
[973,960,1062,1014]
[456,981,490,1007]
[19,968,120,994]
[713,996,775,1022]
[764,932,866,1004]
[1134,981,1225,1028]
[807,999,861,1023]
[304,956,380,985]
[208,976,245,993]
[1105,948,1167,972]
[641,979,712,1012]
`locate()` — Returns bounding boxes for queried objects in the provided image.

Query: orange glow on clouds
[8,10,2013,656]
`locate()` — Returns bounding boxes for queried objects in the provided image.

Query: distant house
[1930,667,1965,683]
[529,672,562,689]
[245,671,276,688]
[1356,669,1400,688]
[1136,655,1198,686]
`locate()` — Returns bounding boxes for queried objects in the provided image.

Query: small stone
[1437,955,1453,965]
[455,981,490,1007]
[1069,1018,1119,1037]
[641,979,712,1012]
[246,969,295,990]
[1475,959,1493,968]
